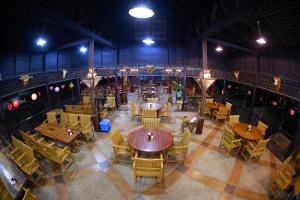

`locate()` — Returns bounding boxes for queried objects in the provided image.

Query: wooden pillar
[200,39,208,116]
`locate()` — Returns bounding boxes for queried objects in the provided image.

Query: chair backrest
[257,121,268,134]
[68,113,79,125]
[218,107,228,114]
[142,109,157,118]
[205,98,213,103]
[79,114,92,128]
[107,96,116,107]
[12,136,35,161]
[181,128,192,146]
[82,96,91,105]
[223,126,236,141]
[60,112,69,127]
[110,128,124,145]
[142,118,161,128]
[46,112,57,125]
[229,115,240,124]
[133,153,163,169]
[166,102,171,112]
[226,102,232,110]
[255,139,270,149]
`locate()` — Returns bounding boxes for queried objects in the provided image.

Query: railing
[0,66,299,100]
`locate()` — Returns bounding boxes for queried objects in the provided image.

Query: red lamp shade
[61,84,65,89]
[7,103,13,111]
[290,108,296,116]
[13,100,19,108]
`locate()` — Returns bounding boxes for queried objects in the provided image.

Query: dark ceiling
[0,0,299,53]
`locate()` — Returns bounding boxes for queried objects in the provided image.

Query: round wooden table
[206,102,224,110]
[140,102,162,111]
[127,127,173,152]
[233,123,262,141]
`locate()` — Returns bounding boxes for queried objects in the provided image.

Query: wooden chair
[212,107,229,122]
[21,131,74,171]
[142,109,157,118]
[0,179,13,200]
[167,128,192,163]
[205,98,213,103]
[67,113,80,129]
[106,96,116,110]
[82,96,91,105]
[257,121,268,138]
[270,156,296,199]
[130,101,142,119]
[79,114,95,142]
[22,188,39,200]
[227,115,240,128]
[225,102,232,116]
[240,139,270,160]
[133,153,164,183]
[109,128,132,162]
[59,112,69,127]
[142,118,161,128]
[8,136,44,185]
[45,112,57,125]
[219,126,242,156]
[159,102,171,121]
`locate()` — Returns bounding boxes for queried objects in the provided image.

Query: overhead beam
[0,4,115,48]
[205,37,256,53]
[201,0,262,36]
[57,39,90,50]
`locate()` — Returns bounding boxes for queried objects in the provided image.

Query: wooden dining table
[206,102,225,110]
[127,127,173,153]
[35,123,81,152]
[232,123,262,141]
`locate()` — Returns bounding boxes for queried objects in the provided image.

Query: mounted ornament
[19,74,33,87]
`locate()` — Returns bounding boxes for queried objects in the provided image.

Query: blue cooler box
[100,119,111,132]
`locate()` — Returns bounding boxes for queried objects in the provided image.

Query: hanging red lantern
[80,80,83,84]
[272,100,277,106]
[61,84,65,89]
[49,86,54,91]
[221,89,224,95]
[290,108,296,116]
[38,92,41,96]
[7,103,13,111]
[13,100,19,108]
[228,84,231,89]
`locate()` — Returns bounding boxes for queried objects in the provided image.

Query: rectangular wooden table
[35,123,81,152]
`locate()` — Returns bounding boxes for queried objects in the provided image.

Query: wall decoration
[273,76,281,91]
[234,71,240,80]
[19,74,33,87]
[62,69,68,79]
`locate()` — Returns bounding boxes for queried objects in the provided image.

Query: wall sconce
[165,68,173,73]
[273,76,281,91]
[62,69,68,79]
[19,74,33,87]
[234,71,240,80]
[146,65,155,74]
[203,70,211,79]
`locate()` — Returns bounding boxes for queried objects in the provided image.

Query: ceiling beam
[57,39,90,50]
[205,37,256,53]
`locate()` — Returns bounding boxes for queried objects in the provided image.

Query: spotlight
[142,38,155,45]
[36,38,47,47]
[129,6,154,18]
[256,37,267,45]
[215,46,223,52]
[80,46,88,54]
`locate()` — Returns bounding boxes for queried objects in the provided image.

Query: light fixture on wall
[234,71,240,80]
[215,46,223,52]
[143,38,155,45]
[146,65,155,74]
[36,37,47,47]
[256,21,267,45]
[203,70,211,79]
[129,6,154,18]
[19,74,33,87]
[80,46,88,54]
[273,76,281,91]
[62,69,68,79]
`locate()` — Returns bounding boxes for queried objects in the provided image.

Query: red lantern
[290,108,296,116]
[13,100,19,108]
[80,80,83,84]
[61,84,65,89]
[228,84,231,89]
[49,86,54,91]
[272,100,277,106]
[38,92,41,96]
[7,103,13,111]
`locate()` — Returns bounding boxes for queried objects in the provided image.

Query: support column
[89,39,95,67]
[200,39,208,116]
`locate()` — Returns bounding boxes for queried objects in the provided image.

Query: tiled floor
[32,93,283,200]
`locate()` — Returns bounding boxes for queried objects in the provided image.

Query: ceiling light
[256,37,267,45]
[216,46,223,52]
[36,38,47,47]
[80,46,88,53]
[256,21,267,45]
[129,6,154,18]
[143,38,155,45]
